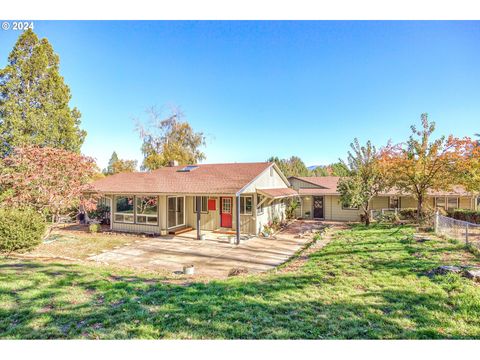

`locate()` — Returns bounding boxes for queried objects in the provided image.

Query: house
[289,176,479,221]
[89,162,297,243]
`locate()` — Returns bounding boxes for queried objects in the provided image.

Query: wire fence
[435,213,480,249]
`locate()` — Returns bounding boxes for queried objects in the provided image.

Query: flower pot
[183,265,195,275]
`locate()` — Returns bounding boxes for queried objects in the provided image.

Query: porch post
[196,196,201,240]
[236,194,241,245]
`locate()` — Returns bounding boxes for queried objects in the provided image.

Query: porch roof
[257,188,298,199]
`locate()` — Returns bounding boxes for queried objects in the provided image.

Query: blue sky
[1,21,479,169]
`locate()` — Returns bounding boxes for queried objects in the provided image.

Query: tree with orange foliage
[0,145,98,223]
[380,113,478,221]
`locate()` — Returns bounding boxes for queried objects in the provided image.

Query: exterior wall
[242,165,289,193]
[296,195,313,219]
[185,196,220,231]
[324,195,362,221]
[255,198,287,234]
[289,177,321,190]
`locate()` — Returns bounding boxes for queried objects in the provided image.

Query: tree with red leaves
[0,146,98,223]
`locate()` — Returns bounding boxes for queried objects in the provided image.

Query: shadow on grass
[1,257,480,339]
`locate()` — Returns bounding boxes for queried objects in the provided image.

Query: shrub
[378,212,400,224]
[0,207,46,254]
[285,199,299,220]
[448,209,480,224]
[89,223,101,233]
[398,208,417,220]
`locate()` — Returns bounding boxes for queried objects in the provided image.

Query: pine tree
[0,29,86,156]
[104,151,120,175]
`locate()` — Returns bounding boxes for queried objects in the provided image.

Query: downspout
[196,196,201,240]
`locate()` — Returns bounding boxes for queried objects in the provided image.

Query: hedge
[447,209,480,224]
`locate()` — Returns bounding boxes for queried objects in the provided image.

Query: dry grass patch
[23,226,146,261]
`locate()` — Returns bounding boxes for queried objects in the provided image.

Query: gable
[289,177,324,190]
[241,164,290,193]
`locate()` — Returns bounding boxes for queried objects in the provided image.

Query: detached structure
[90,162,297,243]
[289,176,479,221]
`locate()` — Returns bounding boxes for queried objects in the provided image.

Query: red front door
[220,197,233,228]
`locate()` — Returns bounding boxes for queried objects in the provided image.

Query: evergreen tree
[0,29,86,156]
[104,151,120,175]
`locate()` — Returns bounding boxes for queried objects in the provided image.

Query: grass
[1,224,480,339]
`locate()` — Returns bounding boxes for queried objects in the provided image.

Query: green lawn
[1,224,480,339]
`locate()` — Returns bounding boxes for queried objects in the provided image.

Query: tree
[337,139,388,226]
[136,107,206,171]
[267,156,310,177]
[0,145,98,222]
[103,151,137,175]
[104,151,119,174]
[0,30,86,156]
[380,114,477,221]
[329,162,351,177]
[312,166,329,176]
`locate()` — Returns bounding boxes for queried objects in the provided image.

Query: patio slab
[89,220,328,277]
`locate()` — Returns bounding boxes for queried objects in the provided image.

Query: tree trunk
[364,204,370,226]
[417,195,423,223]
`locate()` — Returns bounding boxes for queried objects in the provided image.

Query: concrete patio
[89,220,326,277]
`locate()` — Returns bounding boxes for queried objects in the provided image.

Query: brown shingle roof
[90,162,274,195]
[292,176,473,197]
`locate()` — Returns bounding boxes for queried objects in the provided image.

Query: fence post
[434,210,439,234]
[466,223,469,245]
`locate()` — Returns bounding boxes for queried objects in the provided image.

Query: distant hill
[307,165,323,171]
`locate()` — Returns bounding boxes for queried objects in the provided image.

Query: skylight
[177,165,199,172]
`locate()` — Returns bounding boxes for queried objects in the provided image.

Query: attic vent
[177,165,199,172]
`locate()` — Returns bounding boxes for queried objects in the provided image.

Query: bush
[89,223,101,233]
[398,208,417,220]
[448,209,480,224]
[0,207,46,254]
[378,212,400,224]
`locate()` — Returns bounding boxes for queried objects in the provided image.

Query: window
[136,196,158,225]
[257,194,264,215]
[177,165,199,172]
[240,196,253,215]
[389,196,400,209]
[194,196,208,213]
[447,197,459,210]
[342,202,359,210]
[435,197,446,209]
[168,196,185,228]
[114,196,134,223]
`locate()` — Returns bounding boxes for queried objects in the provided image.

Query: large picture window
[136,196,158,224]
[114,196,135,223]
[435,197,459,211]
[194,196,208,213]
[168,196,185,228]
[240,196,253,215]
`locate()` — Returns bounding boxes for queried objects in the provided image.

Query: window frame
[135,196,159,225]
[240,195,253,215]
[167,196,186,229]
[194,196,209,214]
[389,196,400,209]
[447,197,459,211]
[341,202,359,210]
[113,195,135,224]
[256,194,265,215]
